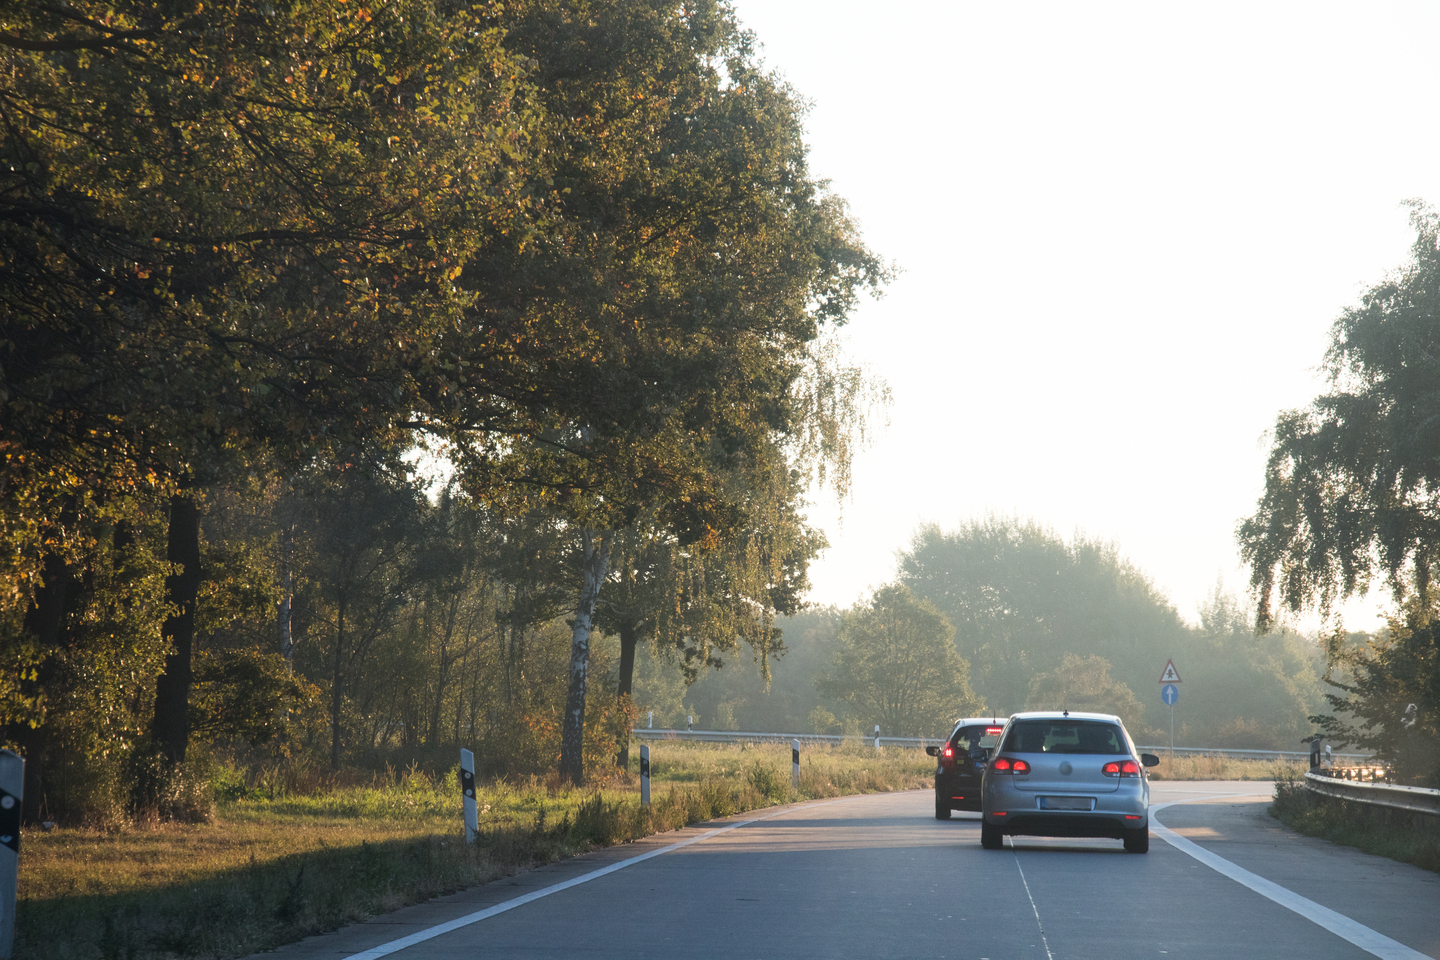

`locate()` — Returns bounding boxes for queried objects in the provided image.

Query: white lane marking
[1150,798,1432,960]
[1009,843,1056,960]
[339,795,863,960]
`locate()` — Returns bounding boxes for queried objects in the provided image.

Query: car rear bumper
[985,811,1147,840]
[936,771,983,810]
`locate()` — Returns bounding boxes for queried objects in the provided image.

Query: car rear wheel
[980,821,1004,849]
[935,794,951,820]
[1123,827,1149,854]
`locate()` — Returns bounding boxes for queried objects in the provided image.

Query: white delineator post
[640,745,651,806]
[873,725,881,750]
[0,749,22,960]
[460,748,479,845]
[791,740,800,791]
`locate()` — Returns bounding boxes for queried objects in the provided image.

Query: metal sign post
[0,749,23,960]
[1161,684,1180,753]
[459,748,479,845]
[1159,661,1182,756]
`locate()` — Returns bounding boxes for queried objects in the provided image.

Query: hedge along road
[248,783,1440,960]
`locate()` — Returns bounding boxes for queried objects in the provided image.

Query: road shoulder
[1151,782,1440,959]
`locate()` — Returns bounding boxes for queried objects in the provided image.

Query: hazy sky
[727,1,1440,629]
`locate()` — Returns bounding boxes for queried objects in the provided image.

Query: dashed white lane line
[1150,796,1432,960]
[338,795,863,960]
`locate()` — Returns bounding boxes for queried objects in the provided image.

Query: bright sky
[728,0,1440,630]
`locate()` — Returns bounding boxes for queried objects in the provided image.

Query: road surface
[249,782,1440,960]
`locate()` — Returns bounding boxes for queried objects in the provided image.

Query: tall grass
[1145,753,1308,781]
[14,743,928,960]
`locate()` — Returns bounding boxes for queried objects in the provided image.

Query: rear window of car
[951,725,1004,751]
[1001,720,1127,755]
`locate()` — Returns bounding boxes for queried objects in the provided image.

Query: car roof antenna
[1062,708,1069,717]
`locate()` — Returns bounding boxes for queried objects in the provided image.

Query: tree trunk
[11,554,74,823]
[330,595,347,770]
[278,524,295,669]
[615,618,640,768]
[558,530,611,786]
[152,492,201,765]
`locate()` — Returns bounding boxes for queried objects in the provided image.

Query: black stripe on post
[0,788,17,853]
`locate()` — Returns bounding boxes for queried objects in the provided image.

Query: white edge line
[1150,796,1432,960]
[340,796,861,960]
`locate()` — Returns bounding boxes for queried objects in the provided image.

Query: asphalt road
[253,782,1440,960]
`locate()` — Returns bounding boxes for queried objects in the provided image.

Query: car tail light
[1102,760,1142,778]
[990,758,1030,775]
[985,727,1004,735]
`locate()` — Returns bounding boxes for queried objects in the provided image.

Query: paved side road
[242,782,1440,960]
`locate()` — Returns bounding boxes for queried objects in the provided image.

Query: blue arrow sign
[1162,683,1179,706]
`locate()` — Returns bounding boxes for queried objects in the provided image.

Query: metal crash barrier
[1304,770,1440,823]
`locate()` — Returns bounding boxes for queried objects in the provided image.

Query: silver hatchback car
[980,710,1160,853]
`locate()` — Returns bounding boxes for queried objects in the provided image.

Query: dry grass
[1144,753,1309,781]
[14,743,929,960]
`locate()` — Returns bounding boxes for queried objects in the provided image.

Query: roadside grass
[14,743,929,960]
[1269,775,1440,874]
[1145,753,1309,781]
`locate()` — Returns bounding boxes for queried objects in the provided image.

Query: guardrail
[628,729,1368,761]
[1304,770,1440,820]
[630,729,937,748]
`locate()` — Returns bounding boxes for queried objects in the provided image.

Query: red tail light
[990,758,1030,775]
[1102,760,1142,778]
[943,746,953,758]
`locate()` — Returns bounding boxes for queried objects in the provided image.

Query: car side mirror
[1140,753,1160,767]
[925,745,939,757]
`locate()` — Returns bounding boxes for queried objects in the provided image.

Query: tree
[1240,203,1440,627]
[1313,603,1440,785]
[817,584,983,737]
[1024,654,1145,735]
[597,454,825,763]
[295,457,428,769]
[898,517,1190,714]
[437,0,887,784]
[1239,203,1440,780]
[0,0,539,600]
[1181,584,1325,749]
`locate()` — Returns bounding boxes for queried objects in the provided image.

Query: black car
[926,717,1008,818]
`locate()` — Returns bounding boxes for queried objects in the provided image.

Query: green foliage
[1024,654,1145,732]
[1,0,887,814]
[898,517,1190,715]
[190,648,324,751]
[817,584,983,737]
[897,518,1330,749]
[1181,586,1327,749]
[1239,204,1440,777]
[1314,602,1440,785]
[1241,203,1440,625]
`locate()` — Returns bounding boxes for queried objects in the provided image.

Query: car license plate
[1038,795,1094,811]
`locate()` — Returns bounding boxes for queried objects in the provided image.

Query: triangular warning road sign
[1159,659,1182,684]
